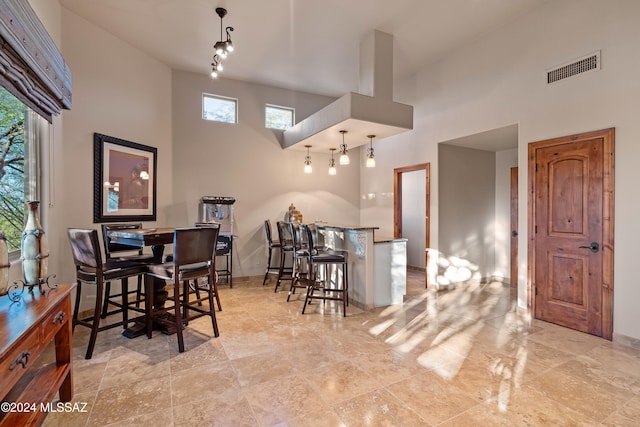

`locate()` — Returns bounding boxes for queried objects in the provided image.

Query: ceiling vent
[546,51,600,84]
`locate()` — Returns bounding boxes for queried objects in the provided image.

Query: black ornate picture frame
[93,133,157,223]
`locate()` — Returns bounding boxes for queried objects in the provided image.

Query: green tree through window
[0,87,26,251]
[265,105,294,130]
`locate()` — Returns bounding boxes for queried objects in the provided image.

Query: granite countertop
[374,236,409,243]
[315,223,379,231]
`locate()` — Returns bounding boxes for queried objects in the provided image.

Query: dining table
[107,227,175,263]
[107,227,176,337]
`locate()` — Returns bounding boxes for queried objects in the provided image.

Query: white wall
[38,7,173,310]
[438,145,495,283]
[495,148,518,281]
[361,0,640,341]
[401,169,426,268]
[171,71,361,277]
[29,0,640,342]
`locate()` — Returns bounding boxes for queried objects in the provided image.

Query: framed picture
[93,133,157,222]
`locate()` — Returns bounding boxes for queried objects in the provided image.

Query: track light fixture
[366,135,376,168]
[211,7,235,78]
[328,148,337,175]
[338,130,350,165]
[304,145,313,173]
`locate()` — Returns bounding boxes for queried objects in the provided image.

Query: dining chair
[100,223,154,318]
[262,220,282,286]
[67,228,147,359]
[299,224,349,316]
[144,226,220,353]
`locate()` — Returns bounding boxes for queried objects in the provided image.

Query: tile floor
[42,271,640,426]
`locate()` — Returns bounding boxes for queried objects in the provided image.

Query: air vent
[546,51,600,84]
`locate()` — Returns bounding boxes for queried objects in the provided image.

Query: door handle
[511,230,518,237]
[578,242,599,253]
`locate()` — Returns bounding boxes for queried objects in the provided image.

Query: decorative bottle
[21,201,49,286]
[0,232,8,295]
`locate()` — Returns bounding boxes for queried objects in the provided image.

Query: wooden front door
[528,128,614,339]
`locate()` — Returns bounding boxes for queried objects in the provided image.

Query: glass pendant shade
[304,145,312,173]
[366,156,376,168]
[365,134,376,168]
[338,130,349,165]
[328,148,337,175]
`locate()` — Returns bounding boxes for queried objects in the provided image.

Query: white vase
[0,232,8,295]
[21,201,48,286]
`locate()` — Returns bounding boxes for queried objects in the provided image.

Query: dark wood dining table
[107,227,175,263]
[107,227,176,337]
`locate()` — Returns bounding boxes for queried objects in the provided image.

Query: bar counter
[315,224,407,309]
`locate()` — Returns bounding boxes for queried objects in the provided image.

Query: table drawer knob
[52,310,65,324]
[9,350,31,370]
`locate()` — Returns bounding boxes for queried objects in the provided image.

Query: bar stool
[262,220,281,286]
[67,228,147,359]
[194,222,222,311]
[145,227,220,353]
[287,223,311,301]
[299,224,349,316]
[101,223,154,318]
[274,221,295,292]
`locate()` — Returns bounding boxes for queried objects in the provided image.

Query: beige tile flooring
[42,271,640,426]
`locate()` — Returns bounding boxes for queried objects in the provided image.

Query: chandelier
[211,7,235,78]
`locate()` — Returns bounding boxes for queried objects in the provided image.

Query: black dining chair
[67,228,147,359]
[144,226,220,353]
[100,223,154,318]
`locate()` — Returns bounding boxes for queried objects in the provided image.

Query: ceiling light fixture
[304,145,313,173]
[211,7,235,78]
[366,135,376,168]
[338,130,350,165]
[328,148,337,175]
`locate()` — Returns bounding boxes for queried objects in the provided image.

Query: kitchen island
[316,224,407,309]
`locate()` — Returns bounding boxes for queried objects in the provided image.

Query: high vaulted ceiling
[58,0,549,98]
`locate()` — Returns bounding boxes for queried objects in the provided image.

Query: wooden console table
[0,284,75,426]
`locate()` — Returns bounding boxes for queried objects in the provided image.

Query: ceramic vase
[0,232,8,295]
[21,201,48,286]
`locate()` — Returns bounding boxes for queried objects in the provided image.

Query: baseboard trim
[612,332,640,350]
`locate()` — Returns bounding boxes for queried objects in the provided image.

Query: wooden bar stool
[101,223,154,318]
[67,228,147,359]
[145,227,220,353]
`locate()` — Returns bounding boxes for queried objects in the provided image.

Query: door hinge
[534,287,538,295]
[535,163,538,172]
[535,225,537,234]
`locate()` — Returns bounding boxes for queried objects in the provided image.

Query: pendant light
[328,148,337,175]
[211,7,235,78]
[338,130,350,165]
[303,145,312,173]
[366,135,376,168]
